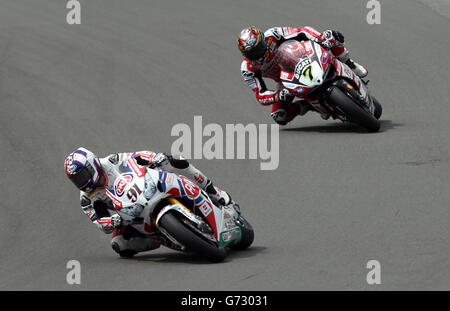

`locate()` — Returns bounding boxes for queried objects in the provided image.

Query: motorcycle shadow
[282,120,400,133]
[133,246,267,264]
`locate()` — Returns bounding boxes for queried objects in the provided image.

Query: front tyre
[327,87,380,132]
[159,212,226,262]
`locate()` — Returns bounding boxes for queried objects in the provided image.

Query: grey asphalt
[0,0,449,290]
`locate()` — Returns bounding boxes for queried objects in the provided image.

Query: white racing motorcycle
[106,163,254,262]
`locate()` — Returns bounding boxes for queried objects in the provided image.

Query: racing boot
[345,59,368,78]
[204,180,232,207]
[205,180,241,215]
[333,47,368,78]
[332,46,368,78]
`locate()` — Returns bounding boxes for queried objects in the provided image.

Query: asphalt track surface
[1,0,449,290]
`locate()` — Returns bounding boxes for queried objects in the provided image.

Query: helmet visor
[244,39,266,61]
[69,166,92,190]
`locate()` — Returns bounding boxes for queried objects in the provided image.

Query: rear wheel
[229,216,254,251]
[159,212,226,262]
[327,87,380,132]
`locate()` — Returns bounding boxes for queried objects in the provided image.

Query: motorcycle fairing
[157,170,221,238]
[278,40,372,110]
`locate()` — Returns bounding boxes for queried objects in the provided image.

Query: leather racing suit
[240,26,366,125]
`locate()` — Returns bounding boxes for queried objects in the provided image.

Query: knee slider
[275,120,288,126]
[111,235,127,253]
[271,109,287,123]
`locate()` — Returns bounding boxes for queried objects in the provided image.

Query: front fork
[323,79,375,118]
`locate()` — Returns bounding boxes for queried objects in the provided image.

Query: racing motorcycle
[105,160,254,262]
[277,40,382,132]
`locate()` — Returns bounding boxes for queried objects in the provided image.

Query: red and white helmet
[64,147,103,192]
[237,26,267,61]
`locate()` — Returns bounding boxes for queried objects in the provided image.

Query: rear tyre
[327,87,380,132]
[159,212,226,262]
[229,216,254,251]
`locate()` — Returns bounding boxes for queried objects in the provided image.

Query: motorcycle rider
[237,26,368,125]
[64,147,233,258]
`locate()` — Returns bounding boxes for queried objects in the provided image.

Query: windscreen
[276,40,307,74]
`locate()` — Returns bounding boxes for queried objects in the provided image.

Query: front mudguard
[155,202,199,227]
[154,200,202,250]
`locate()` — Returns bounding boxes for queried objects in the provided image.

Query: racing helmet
[64,147,103,192]
[237,26,267,61]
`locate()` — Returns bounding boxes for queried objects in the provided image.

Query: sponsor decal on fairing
[115,173,133,197]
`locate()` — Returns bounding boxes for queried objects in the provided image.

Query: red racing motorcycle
[277,40,382,132]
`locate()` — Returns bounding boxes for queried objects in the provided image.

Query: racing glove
[149,152,169,168]
[111,214,122,228]
[319,30,345,49]
[96,214,123,233]
[133,151,168,168]
[276,88,294,103]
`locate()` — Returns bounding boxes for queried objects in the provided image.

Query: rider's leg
[270,101,289,125]
[111,226,160,258]
[270,100,307,125]
[331,46,368,78]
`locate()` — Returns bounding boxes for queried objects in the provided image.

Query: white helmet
[64,147,103,192]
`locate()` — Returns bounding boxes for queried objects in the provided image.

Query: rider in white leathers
[64,147,232,257]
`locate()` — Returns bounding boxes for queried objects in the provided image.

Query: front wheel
[327,87,380,132]
[158,212,227,262]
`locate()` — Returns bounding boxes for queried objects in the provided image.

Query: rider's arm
[278,26,345,48]
[80,192,116,234]
[278,26,349,61]
[240,60,282,106]
[276,26,322,43]
[130,151,157,166]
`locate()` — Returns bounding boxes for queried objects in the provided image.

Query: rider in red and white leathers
[237,26,368,125]
[64,148,232,257]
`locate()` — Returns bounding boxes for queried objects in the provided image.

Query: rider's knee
[271,109,288,125]
[274,120,288,125]
[111,235,130,254]
[111,234,160,256]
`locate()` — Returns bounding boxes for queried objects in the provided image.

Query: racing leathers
[78,151,231,257]
[240,26,368,125]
